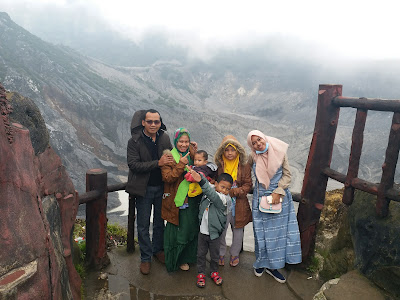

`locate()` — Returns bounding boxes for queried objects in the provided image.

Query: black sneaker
[265,268,286,283]
[254,267,265,277]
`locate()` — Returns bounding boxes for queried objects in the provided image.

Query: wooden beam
[126,195,136,253]
[85,168,110,269]
[377,112,400,216]
[298,84,342,262]
[79,189,102,204]
[107,182,127,193]
[343,109,367,205]
[322,167,400,202]
[333,96,400,112]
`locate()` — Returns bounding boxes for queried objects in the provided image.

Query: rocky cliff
[312,188,400,299]
[0,11,398,205]
[0,83,81,299]
[348,190,400,298]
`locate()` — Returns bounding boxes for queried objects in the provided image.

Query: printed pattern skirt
[252,172,302,270]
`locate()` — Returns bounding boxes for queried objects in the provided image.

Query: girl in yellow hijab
[214,135,252,267]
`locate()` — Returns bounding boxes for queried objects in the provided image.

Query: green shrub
[307,255,321,274]
[75,262,86,279]
[107,223,127,241]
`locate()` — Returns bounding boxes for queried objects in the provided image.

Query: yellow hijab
[223,143,239,181]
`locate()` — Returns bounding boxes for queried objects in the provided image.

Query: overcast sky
[1,0,398,60]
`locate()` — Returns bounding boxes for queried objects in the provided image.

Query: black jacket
[125,110,172,196]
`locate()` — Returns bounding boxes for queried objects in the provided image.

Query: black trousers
[197,232,221,274]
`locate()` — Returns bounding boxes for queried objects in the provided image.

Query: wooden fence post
[376,112,400,216]
[298,84,342,263]
[85,168,110,269]
[126,195,136,252]
[342,108,368,205]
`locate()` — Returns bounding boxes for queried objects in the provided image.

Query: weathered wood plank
[343,109,367,205]
[333,96,400,112]
[85,169,110,269]
[322,167,400,202]
[298,84,342,262]
[127,195,136,253]
[377,112,400,216]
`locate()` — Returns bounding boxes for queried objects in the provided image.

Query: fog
[1,1,399,193]
[1,0,399,63]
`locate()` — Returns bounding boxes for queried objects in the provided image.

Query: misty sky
[1,0,398,60]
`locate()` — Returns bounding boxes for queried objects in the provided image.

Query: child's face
[224,145,238,161]
[215,180,232,195]
[194,153,207,167]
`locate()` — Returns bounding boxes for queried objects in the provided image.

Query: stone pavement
[84,247,323,300]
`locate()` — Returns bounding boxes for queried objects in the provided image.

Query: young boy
[187,169,233,288]
[184,150,217,197]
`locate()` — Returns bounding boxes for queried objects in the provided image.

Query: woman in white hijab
[247,130,301,283]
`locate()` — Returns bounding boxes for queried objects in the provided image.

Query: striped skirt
[252,188,302,270]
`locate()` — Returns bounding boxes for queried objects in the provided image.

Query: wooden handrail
[333,96,400,112]
[79,182,127,204]
[107,182,127,193]
[321,167,400,202]
[80,181,301,203]
[79,189,104,204]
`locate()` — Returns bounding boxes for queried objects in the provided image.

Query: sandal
[218,256,225,266]
[210,272,223,286]
[196,273,206,288]
[180,263,190,271]
[230,256,239,267]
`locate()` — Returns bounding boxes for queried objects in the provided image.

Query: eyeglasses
[145,120,161,125]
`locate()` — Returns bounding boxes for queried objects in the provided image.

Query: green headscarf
[172,127,193,207]
[173,127,193,165]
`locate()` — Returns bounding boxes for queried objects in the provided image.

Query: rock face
[7,91,49,155]
[0,84,81,299]
[314,189,355,280]
[313,270,387,300]
[348,190,400,298]
[1,11,398,199]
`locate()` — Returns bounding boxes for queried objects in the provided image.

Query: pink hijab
[247,130,288,189]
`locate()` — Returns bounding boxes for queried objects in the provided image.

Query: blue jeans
[135,185,164,262]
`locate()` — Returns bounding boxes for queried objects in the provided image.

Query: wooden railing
[78,86,395,269]
[298,84,400,263]
[78,169,134,269]
[78,168,301,269]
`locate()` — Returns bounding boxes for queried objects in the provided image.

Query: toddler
[184,150,217,197]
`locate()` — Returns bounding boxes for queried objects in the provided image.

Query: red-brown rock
[0,86,81,299]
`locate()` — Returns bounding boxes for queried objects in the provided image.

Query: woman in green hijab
[161,128,200,272]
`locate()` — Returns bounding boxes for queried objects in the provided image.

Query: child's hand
[188,169,201,182]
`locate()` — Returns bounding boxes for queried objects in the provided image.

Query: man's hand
[158,153,174,167]
[188,169,201,182]
[179,152,190,165]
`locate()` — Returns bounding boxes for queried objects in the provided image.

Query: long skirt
[164,195,201,272]
[252,188,302,270]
